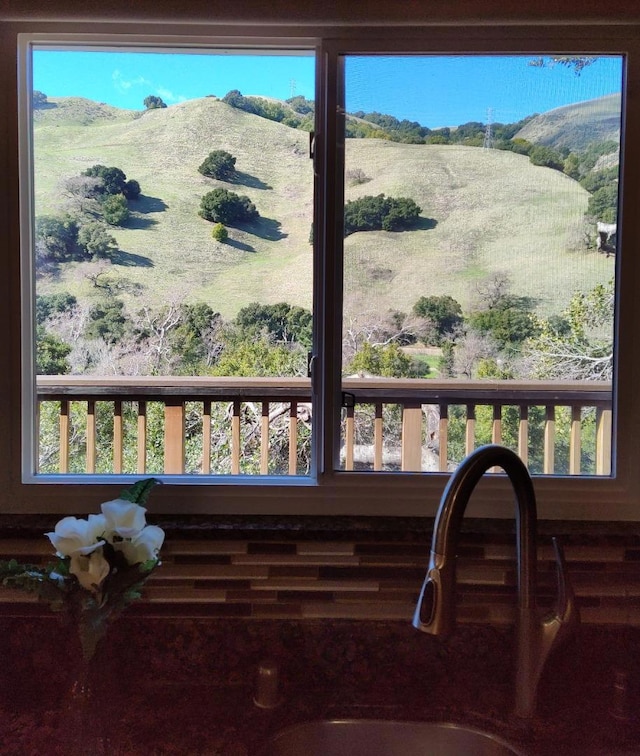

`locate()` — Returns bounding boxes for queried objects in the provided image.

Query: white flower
[46,514,107,557]
[101,498,147,540]
[119,525,165,565]
[69,548,110,593]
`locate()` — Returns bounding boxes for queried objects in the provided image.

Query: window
[7,26,640,518]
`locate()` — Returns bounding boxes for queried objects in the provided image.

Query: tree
[343,194,422,236]
[36,293,77,325]
[529,145,565,171]
[529,56,597,74]
[32,91,48,108]
[347,341,418,378]
[198,150,237,181]
[36,326,71,375]
[102,194,129,226]
[412,294,464,345]
[587,183,618,223]
[85,297,128,344]
[235,302,313,348]
[524,279,614,381]
[77,222,119,258]
[35,215,79,263]
[82,165,127,196]
[469,295,539,353]
[123,179,141,200]
[143,95,167,110]
[198,188,259,225]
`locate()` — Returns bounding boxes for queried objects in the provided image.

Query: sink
[259,720,526,755]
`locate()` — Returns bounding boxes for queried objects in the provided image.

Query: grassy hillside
[33,96,612,323]
[514,93,621,152]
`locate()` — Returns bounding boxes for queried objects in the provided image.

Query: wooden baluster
[465,404,476,457]
[113,400,123,474]
[231,400,241,475]
[289,401,298,475]
[261,401,270,475]
[401,402,422,471]
[518,405,529,468]
[544,405,555,474]
[164,400,185,474]
[596,405,612,475]
[439,403,448,472]
[202,400,211,475]
[344,405,355,471]
[492,404,502,445]
[569,405,581,475]
[137,401,147,474]
[374,402,383,471]
[490,404,502,472]
[86,400,96,474]
[59,399,70,474]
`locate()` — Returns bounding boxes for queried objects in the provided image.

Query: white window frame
[3,24,640,519]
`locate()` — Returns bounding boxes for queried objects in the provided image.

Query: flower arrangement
[0,478,163,661]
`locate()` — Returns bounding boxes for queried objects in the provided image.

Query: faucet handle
[550,536,579,632]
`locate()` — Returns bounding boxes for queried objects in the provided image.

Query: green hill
[33,96,612,323]
[514,93,621,153]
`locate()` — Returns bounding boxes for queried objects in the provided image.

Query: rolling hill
[33,95,613,324]
[514,93,621,152]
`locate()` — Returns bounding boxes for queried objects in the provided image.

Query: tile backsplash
[1,517,638,625]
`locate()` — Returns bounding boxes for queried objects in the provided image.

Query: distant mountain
[514,93,621,153]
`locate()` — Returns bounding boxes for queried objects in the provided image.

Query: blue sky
[33,50,622,128]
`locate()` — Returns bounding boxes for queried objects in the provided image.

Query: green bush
[198,150,237,181]
[344,194,422,236]
[199,188,259,225]
[102,194,129,226]
[212,223,229,242]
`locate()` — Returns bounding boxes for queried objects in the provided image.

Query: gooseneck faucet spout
[413,444,578,720]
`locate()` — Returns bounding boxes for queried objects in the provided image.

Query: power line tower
[483,107,494,149]
[289,79,297,99]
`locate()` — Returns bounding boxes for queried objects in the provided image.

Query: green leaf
[119,477,161,505]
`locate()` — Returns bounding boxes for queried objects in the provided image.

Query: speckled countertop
[1,617,640,755]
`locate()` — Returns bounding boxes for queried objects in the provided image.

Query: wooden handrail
[35,377,612,476]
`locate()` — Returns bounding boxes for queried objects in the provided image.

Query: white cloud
[112,69,152,92]
[156,86,187,104]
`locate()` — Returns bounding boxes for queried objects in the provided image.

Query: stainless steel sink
[260,719,526,755]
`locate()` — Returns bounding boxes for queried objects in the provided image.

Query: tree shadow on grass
[231,172,272,191]
[125,215,159,230]
[415,217,438,231]
[135,195,168,214]
[125,195,168,230]
[225,238,256,253]
[110,249,154,267]
[244,216,287,241]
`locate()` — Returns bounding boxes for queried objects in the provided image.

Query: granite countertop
[1,618,640,755]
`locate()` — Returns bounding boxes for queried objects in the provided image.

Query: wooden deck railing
[36,376,612,476]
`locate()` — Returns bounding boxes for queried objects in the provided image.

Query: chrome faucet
[413,444,579,720]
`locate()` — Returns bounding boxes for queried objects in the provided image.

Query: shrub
[212,223,229,242]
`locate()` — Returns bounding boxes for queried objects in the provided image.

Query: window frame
[4,23,640,519]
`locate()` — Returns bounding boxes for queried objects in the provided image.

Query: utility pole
[483,107,493,149]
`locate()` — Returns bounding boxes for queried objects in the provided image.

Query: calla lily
[69,548,110,593]
[101,498,147,540]
[46,514,107,557]
[118,525,165,565]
